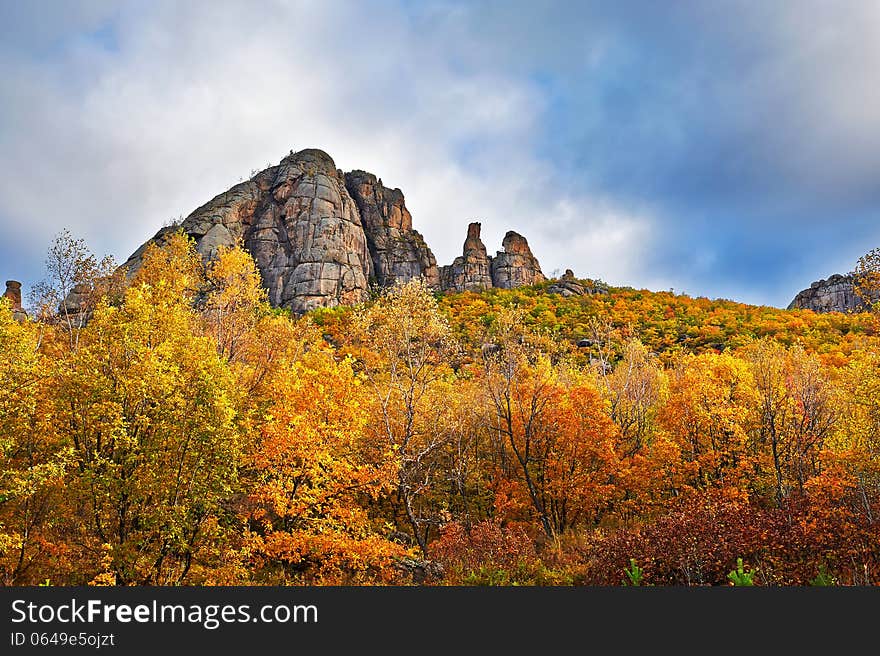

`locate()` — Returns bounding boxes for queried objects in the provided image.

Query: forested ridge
[2,231,879,586]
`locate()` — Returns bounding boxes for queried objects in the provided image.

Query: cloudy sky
[2,0,879,307]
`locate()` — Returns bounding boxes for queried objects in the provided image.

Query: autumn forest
[2,231,880,587]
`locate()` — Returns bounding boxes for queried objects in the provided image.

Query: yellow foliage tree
[351,278,460,556]
[743,339,835,503]
[0,301,70,584]
[659,353,757,491]
[54,235,244,584]
[203,245,269,361]
[832,345,880,520]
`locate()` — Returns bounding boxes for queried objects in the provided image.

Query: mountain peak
[120,149,549,312]
[281,147,338,171]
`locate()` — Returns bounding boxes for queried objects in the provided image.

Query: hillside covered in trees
[2,232,879,586]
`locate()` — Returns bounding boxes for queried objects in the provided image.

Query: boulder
[392,557,444,584]
[57,282,92,326]
[547,269,588,297]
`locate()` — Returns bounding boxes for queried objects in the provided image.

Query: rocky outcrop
[343,171,440,289]
[3,280,27,322]
[545,269,610,297]
[490,231,545,289]
[122,148,549,312]
[788,274,868,313]
[547,270,586,297]
[125,149,373,314]
[440,222,494,292]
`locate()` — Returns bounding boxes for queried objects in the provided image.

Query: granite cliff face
[343,170,440,289]
[123,148,547,312]
[126,149,372,314]
[788,274,868,313]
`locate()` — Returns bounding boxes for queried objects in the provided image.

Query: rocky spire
[3,280,27,322]
[490,231,545,289]
[4,280,22,309]
[440,222,493,292]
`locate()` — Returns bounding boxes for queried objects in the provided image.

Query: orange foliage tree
[244,326,402,584]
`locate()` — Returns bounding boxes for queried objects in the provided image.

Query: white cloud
[0,0,648,298]
[5,0,879,307]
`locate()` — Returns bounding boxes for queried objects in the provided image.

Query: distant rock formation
[4,280,22,309]
[122,148,549,312]
[547,270,587,297]
[343,170,440,289]
[788,274,868,313]
[546,269,608,297]
[490,231,546,289]
[3,280,27,322]
[439,223,546,293]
